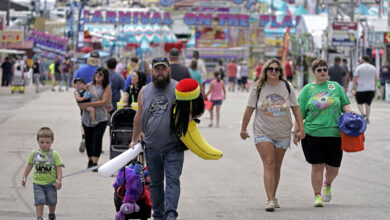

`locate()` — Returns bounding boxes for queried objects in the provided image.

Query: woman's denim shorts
[33,183,57,206]
[254,135,291,149]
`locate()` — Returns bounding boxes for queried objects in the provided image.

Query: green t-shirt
[27,149,63,185]
[298,81,350,137]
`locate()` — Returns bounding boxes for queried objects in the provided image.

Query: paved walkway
[0,84,389,219]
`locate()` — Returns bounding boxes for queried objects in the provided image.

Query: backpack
[255,80,291,109]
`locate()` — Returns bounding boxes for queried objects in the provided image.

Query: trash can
[386,80,390,102]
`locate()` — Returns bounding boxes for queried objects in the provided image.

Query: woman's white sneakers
[265,198,280,211]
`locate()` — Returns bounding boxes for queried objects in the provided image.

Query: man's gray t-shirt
[328,65,346,86]
[141,80,178,150]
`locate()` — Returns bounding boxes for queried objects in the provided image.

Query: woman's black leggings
[82,121,108,158]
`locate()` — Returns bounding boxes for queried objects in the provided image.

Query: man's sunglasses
[266,67,281,72]
[315,68,328,73]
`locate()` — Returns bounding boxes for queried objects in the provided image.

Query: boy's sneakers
[48,214,56,220]
[322,182,332,202]
[79,139,85,153]
[314,194,324,207]
[265,200,275,211]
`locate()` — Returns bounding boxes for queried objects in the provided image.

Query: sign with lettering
[332,21,357,47]
[1,30,22,42]
[83,9,300,28]
[84,10,173,25]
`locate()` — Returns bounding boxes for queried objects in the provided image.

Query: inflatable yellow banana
[180,120,223,160]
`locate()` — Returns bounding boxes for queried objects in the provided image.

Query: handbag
[340,132,365,152]
[204,97,212,111]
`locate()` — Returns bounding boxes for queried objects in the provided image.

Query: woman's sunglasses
[266,67,281,72]
[95,71,104,76]
[315,68,328,73]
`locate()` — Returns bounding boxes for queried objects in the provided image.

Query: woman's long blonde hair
[256,58,286,96]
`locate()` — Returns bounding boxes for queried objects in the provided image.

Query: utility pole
[6,0,10,26]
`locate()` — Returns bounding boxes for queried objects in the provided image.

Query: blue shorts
[33,183,57,206]
[254,135,291,149]
[212,100,223,106]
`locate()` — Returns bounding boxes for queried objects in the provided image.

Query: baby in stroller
[73,78,98,126]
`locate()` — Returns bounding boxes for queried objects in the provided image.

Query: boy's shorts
[33,183,57,206]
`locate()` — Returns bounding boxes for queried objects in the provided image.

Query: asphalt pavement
[0,84,390,220]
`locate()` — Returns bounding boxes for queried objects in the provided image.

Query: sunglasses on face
[95,71,103,76]
[266,67,281,72]
[315,68,328,73]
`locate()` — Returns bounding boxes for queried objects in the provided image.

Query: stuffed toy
[171,78,223,160]
[113,163,148,220]
[171,78,205,137]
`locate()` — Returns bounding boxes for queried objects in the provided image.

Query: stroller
[113,151,152,220]
[110,107,152,219]
[109,107,137,159]
[11,69,25,94]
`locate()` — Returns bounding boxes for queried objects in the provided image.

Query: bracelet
[22,176,27,180]
[240,131,247,134]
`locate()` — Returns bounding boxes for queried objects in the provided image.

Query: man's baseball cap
[169,48,179,57]
[90,50,100,58]
[73,77,85,84]
[152,57,170,68]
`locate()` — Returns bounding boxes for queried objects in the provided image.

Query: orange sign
[384,33,390,44]
[1,30,22,42]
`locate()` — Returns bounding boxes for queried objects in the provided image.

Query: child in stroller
[11,65,25,93]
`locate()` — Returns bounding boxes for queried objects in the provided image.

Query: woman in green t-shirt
[294,59,353,207]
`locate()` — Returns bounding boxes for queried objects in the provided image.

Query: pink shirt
[210,79,224,101]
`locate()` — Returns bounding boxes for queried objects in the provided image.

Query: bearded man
[129,57,182,220]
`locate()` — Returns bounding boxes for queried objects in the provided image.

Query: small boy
[21,127,64,220]
[73,77,98,126]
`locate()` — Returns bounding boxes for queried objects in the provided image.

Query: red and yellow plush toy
[171,78,223,160]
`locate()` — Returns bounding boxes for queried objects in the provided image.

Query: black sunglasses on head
[266,67,281,72]
[315,68,328,73]
[153,57,167,62]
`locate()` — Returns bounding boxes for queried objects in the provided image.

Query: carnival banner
[27,30,68,55]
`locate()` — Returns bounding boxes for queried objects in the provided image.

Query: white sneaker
[265,200,275,211]
[274,198,280,208]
